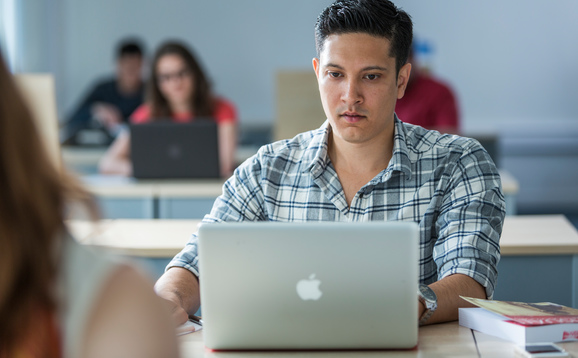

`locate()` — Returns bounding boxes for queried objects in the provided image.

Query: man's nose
[341,78,363,105]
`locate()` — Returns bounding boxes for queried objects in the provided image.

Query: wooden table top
[178,321,578,357]
[80,169,518,198]
[179,322,479,357]
[68,215,578,258]
[499,215,578,255]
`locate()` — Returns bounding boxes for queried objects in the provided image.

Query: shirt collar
[304,117,414,181]
[390,115,414,180]
[303,120,331,177]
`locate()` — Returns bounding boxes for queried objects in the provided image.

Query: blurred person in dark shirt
[64,38,145,145]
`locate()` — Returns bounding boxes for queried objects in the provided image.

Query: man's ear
[312,58,321,79]
[396,62,412,99]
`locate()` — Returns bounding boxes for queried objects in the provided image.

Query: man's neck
[328,130,394,176]
[117,80,141,96]
[327,126,395,206]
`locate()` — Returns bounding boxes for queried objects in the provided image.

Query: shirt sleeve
[166,151,267,276]
[129,104,150,124]
[214,97,238,124]
[65,81,109,137]
[433,139,505,298]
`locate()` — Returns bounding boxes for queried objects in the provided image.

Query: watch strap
[418,284,437,326]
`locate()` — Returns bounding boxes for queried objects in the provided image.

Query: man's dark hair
[315,0,413,74]
[116,39,144,59]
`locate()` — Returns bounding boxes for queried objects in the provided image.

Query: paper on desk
[177,319,202,336]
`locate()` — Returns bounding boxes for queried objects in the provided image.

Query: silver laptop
[130,120,220,179]
[198,221,419,350]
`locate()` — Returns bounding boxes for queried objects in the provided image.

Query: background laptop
[198,221,419,350]
[130,120,220,179]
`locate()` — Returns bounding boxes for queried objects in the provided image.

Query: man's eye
[328,72,341,78]
[365,74,379,80]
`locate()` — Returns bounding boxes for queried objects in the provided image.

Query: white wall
[59,0,328,125]
[396,0,578,133]
[15,0,578,131]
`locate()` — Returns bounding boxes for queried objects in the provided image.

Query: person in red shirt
[395,49,460,134]
[99,41,238,177]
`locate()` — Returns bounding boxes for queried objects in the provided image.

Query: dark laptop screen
[130,120,220,179]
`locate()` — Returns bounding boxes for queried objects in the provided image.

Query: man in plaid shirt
[156,0,505,326]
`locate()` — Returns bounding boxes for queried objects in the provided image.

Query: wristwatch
[418,284,437,326]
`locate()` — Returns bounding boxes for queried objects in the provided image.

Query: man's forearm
[154,267,201,316]
[420,273,486,325]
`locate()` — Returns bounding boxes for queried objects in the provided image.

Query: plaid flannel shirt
[169,117,505,298]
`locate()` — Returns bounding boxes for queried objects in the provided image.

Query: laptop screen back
[130,120,220,179]
[198,221,419,350]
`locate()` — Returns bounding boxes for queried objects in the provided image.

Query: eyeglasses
[157,68,190,83]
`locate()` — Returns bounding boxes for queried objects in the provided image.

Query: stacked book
[459,296,578,345]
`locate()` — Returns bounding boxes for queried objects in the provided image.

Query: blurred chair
[275,70,325,141]
[14,74,61,169]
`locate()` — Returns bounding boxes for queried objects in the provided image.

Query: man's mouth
[340,111,366,123]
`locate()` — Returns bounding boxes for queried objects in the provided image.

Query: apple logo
[167,144,182,160]
[296,274,323,300]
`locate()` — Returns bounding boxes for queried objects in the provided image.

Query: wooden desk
[71,215,576,259]
[82,174,158,198]
[82,175,225,198]
[70,219,199,258]
[81,175,225,219]
[62,147,106,173]
[179,322,480,357]
[500,215,578,255]
[82,169,519,219]
[62,146,256,175]
[499,169,519,215]
[68,219,199,279]
[155,180,225,219]
[80,175,158,219]
[67,216,578,355]
[69,214,578,307]
[85,170,514,200]
[179,322,578,356]
[493,215,578,308]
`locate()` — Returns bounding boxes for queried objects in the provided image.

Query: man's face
[313,33,411,146]
[117,54,143,91]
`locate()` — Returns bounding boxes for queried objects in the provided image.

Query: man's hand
[158,293,190,326]
[91,102,123,133]
[154,267,201,327]
[419,274,486,325]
